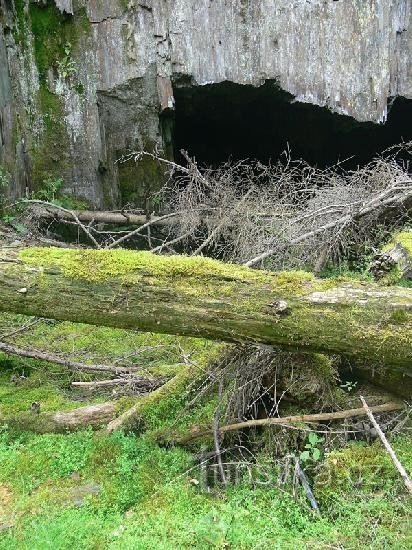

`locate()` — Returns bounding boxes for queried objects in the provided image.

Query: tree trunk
[0,246,412,368]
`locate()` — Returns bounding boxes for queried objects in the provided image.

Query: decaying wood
[360,396,412,495]
[31,206,176,227]
[52,402,116,428]
[1,247,412,369]
[370,242,412,280]
[71,379,130,388]
[0,402,117,433]
[177,402,404,444]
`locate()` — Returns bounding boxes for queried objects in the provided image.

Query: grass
[0,314,411,548]
[0,425,410,549]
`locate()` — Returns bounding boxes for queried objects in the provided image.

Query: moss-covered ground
[0,314,411,548]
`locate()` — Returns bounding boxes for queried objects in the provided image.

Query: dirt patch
[0,484,15,530]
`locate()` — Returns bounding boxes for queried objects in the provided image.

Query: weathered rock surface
[0,0,411,206]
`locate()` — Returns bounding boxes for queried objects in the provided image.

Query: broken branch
[360,396,412,495]
[177,402,404,444]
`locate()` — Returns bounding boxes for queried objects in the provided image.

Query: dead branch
[294,458,320,512]
[71,379,131,388]
[106,212,179,249]
[360,396,412,494]
[134,144,412,271]
[245,180,412,267]
[22,200,101,248]
[0,340,155,377]
[177,402,403,444]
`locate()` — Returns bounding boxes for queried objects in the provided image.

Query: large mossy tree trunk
[0,247,412,368]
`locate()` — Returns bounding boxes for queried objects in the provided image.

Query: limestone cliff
[0,0,411,207]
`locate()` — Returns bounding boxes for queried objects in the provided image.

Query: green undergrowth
[0,313,220,434]
[0,424,410,549]
[0,313,217,381]
[0,304,411,546]
[0,355,89,417]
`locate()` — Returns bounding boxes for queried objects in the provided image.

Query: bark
[0,247,412,369]
[71,379,130,388]
[1,402,117,433]
[370,240,412,281]
[34,207,175,227]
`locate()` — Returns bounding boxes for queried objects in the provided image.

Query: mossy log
[0,247,412,369]
[1,402,116,433]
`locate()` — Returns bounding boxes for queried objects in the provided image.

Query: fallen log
[71,379,130,388]
[1,402,116,433]
[0,247,412,369]
[33,207,175,227]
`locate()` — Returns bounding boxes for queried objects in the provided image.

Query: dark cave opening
[172,81,412,169]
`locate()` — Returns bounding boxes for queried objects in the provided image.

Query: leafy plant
[340,380,358,393]
[300,433,324,465]
[57,42,77,80]
[33,176,64,202]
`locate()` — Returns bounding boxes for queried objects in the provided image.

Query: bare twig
[0,318,42,339]
[106,212,181,249]
[360,396,412,495]
[23,200,101,248]
[294,458,320,512]
[0,341,150,375]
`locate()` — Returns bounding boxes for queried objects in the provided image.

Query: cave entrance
[172,81,412,169]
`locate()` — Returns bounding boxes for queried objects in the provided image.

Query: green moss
[26,4,91,187]
[19,247,318,290]
[383,230,412,255]
[118,153,167,210]
[28,85,69,188]
[315,438,412,504]
[12,0,29,48]
[389,308,409,324]
[29,3,90,84]
[0,355,78,417]
[379,231,412,285]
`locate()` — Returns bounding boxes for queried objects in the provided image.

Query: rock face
[0,0,411,207]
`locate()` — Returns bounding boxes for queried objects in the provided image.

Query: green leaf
[312,448,321,461]
[308,433,320,445]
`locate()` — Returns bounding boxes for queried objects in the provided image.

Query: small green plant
[57,42,77,80]
[300,433,324,465]
[33,176,64,202]
[340,380,358,393]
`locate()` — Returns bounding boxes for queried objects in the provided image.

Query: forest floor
[0,316,411,549]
